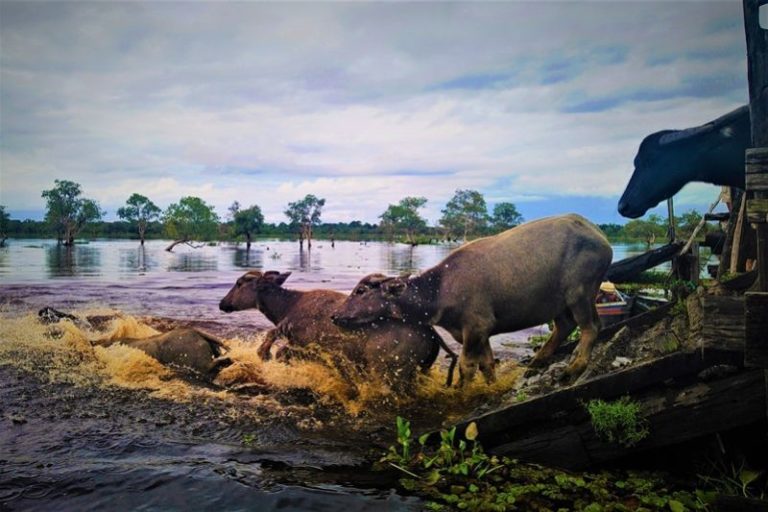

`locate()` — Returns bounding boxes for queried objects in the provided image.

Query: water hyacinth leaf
[465,421,479,441]
[739,469,761,487]
[668,499,685,512]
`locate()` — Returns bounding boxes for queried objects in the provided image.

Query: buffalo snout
[219,300,235,313]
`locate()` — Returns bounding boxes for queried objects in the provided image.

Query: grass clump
[586,396,649,448]
[380,417,708,511]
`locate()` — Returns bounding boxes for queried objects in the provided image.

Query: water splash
[0,308,523,423]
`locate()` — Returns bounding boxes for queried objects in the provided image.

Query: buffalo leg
[528,311,576,368]
[564,300,600,379]
[458,326,495,386]
[257,329,279,361]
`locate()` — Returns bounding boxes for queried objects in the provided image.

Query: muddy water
[0,238,646,510]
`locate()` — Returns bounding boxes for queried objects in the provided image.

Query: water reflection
[1,238,679,285]
[120,245,157,274]
[45,245,102,278]
[166,252,218,272]
[232,247,264,269]
[386,244,423,275]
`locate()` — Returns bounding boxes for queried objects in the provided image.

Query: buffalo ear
[275,272,292,286]
[382,278,407,298]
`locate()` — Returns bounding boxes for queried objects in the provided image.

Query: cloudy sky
[0,1,748,225]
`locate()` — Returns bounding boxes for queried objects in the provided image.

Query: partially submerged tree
[41,180,104,246]
[229,201,264,250]
[0,205,9,247]
[163,196,220,252]
[623,214,667,248]
[379,196,428,245]
[490,202,523,232]
[440,189,489,241]
[117,193,161,245]
[284,194,325,249]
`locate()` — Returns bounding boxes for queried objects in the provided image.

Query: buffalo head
[617,130,691,219]
[331,273,408,328]
[618,105,749,219]
[219,270,292,312]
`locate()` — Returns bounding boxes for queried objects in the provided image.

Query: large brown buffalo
[219,270,449,388]
[332,214,613,385]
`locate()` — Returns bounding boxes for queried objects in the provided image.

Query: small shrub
[586,396,649,447]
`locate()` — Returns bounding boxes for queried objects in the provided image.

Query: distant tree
[229,201,264,250]
[284,194,325,249]
[676,210,706,240]
[623,214,667,247]
[41,179,104,246]
[163,196,220,252]
[380,196,428,245]
[598,223,624,239]
[490,202,523,232]
[0,205,9,246]
[440,189,489,241]
[117,193,161,245]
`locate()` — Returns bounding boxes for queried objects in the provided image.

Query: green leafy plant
[586,396,649,447]
[379,417,710,511]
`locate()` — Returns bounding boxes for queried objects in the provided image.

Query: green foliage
[229,201,264,246]
[41,179,104,245]
[622,214,667,244]
[440,189,489,240]
[381,418,708,511]
[163,196,220,242]
[490,202,523,231]
[0,205,9,234]
[117,193,161,243]
[528,334,548,351]
[284,194,325,245]
[242,433,255,447]
[380,197,428,244]
[698,456,767,500]
[586,396,649,448]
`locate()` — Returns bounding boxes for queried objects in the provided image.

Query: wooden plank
[747,198,768,215]
[746,173,768,192]
[745,292,768,368]
[487,370,766,469]
[464,349,744,450]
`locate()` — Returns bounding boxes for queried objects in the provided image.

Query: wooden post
[743,0,768,290]
[667,198,676,243]
[742,0,768,413]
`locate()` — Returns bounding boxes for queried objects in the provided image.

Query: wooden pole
[742,0,768,290]
[742,2,768,385]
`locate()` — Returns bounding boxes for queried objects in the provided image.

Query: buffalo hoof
[562,358,588,382]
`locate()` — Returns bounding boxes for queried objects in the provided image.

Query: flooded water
[0,238,652,511]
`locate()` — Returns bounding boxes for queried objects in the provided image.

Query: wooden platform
[449,293,767,470]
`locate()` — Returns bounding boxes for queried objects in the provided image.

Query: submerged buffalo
[332,214,613,385]
[38,307,231,378]
[219,271,451,387]
[618,105,750,219]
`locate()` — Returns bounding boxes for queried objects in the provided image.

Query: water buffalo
[37,307,231,378]
[219,270,450,388]
[332,214,613,385]
[618,105,750,218]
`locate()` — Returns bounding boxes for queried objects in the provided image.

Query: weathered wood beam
[485,370,765,469]
[459,349,744,455]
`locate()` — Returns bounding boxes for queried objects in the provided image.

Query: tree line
[0,179,708,250]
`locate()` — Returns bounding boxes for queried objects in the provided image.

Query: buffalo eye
[354,286,366,295]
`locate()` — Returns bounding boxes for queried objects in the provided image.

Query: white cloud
[0,1,748,224]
